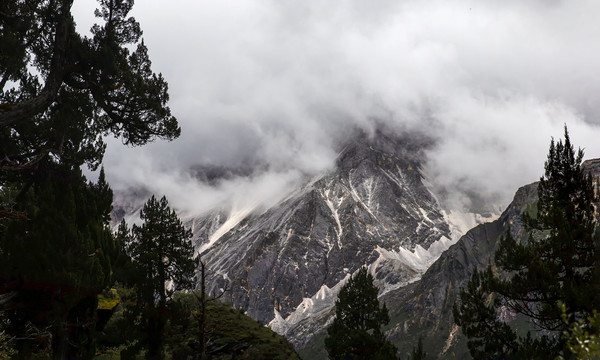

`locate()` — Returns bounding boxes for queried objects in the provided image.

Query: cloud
[73,0,600,213]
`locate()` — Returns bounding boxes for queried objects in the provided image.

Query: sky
[72,0,600,215]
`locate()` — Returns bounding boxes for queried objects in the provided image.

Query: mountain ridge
[111,129,507,357]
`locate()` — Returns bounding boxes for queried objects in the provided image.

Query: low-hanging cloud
[73,0,600,214]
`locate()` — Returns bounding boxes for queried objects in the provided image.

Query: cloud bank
[73,0,600,214]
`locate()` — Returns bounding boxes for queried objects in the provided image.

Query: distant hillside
[95,290,300,360]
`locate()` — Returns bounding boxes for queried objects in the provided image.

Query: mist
[73,0,600,214]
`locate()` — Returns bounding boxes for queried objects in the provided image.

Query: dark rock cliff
[191,130,456,327]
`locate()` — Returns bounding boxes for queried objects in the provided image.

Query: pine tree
[0,0,179,176]
[325,267,398,360]
[0,166,121,358]
[126,195,197,360]
[454,126,600,359]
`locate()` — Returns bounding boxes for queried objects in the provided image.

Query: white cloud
[74,0,600,213]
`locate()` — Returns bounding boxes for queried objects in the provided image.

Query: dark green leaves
[325,267,398,360]
[454,126,600,359]
[122,195,197,359]
[0,0,179,174]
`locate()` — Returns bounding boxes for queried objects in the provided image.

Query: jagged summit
[112,129,499,354]
[181,130,490,328]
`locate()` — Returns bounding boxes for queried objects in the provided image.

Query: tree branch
[0,0,73,127]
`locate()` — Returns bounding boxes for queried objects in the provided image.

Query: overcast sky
[73,0,600,215]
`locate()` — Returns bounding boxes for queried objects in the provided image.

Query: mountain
[293,180,534,359]
[296,158,600,359]
[112,129,500,357]
[112,127,600,359]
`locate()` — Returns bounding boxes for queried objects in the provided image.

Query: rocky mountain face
[382,182,537,359]
[294,180,536,359]
[296,158,600,359]
[112,129,503,358]
[188,130,475,325]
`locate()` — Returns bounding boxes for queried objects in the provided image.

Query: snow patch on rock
[443,210,500,240]
[200,205,256,253]
[269,274,351,335]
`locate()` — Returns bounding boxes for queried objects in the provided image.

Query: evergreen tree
[0,166,121,358]
[325,267,398,360]
[0,0,179,177]
[126,195,197,360]
[454,126,600,359]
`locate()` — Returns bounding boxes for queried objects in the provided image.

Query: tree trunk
[199,261,207,360]
[146,315,162,360]
[52,319,68,360]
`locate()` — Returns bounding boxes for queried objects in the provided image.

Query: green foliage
[95,290,301,360]
[95,285,140,353]
[98,288,121,311]
[0,0,179,175]
[556,303,600,360]
[454,126,600,359]
[0,316,16,360]
[168,292,301,360]
[123,195,197,359]
[0,166,121,358]
[1,1,179,358]
[325,267,398,360]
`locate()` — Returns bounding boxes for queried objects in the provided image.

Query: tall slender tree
[0,166,121,358]
[126,195,197,360]
[454,126,600,359]
[325,267,398,360]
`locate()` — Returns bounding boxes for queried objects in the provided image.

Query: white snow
[443,209,500,241]
[322,187,344,247]
[269,274,351,335]
[374,210,500,279]
[362,177,377,210]
[378,234,454,275]
[381,168,402,189]
[269,234,460,335]
[418,207,434,224]
[199,205,256,254]
[348,176,378,221]
[269,232,464,335]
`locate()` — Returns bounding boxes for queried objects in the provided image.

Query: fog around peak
[73,0,600,214]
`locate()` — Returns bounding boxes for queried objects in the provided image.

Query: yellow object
[97,288,121,310]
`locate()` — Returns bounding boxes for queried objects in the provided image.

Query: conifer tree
[325,267,398,360]
[126,195,197,360]
[0,0,179,176]
[0,166,121,358]
[454,126,600,359]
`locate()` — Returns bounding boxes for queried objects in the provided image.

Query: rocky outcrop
[192,130,458,325]
[382,182,537,359]
[294,181,537,359]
